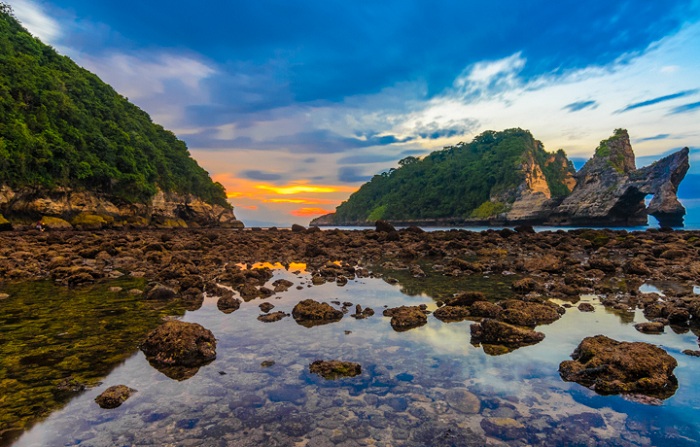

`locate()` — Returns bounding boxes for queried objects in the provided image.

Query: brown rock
[469,301,502,318]
[578,303,595,312]
[140,321,216,367]
[309,360,361,379]
[292,299,343,325]
[559,335,678,398]
[217,295,241,313]
[95,385,136,409]
[433,305,471,322]
[383,305,428,331]
[445,388,480,414]
[470,319,545,347]
[259,302,275,313]
[480,417,526,441]
[257,311,289,323]
[634,322,665,334]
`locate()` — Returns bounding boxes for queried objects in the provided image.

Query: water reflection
[6,268,700,447]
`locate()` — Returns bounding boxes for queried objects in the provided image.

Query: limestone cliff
[0,186,244,230]
[549,130,689,227]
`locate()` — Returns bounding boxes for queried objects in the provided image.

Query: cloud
[239,170,284,181]
[669,101,700,114]
[338,166,372,183]
[10,0,61,44]
[636,134,671,142]
[563,100,598,112]
[290,207,334,217]
[617,89,698,113]
[338,149,424,165]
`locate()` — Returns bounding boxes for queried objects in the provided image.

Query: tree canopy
[0,5,230,208]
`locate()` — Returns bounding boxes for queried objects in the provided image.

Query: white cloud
[8,0,61,44]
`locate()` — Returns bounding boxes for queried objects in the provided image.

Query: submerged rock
[480,417,526,441]
[140,321,217,368]
[309,360,361,379]
[559,335,678,399]
[257,311,289,323]
[95,385,136,409]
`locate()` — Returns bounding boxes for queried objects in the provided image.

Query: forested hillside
[324,128,574,223]
[0,5,229,207]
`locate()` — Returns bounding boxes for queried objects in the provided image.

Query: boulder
[309,360,362,379]
[634,322,664,334]
[217,295,241,314]
[433,305,471,322]
[383,305,428,331]
[145,284,177,301]
[445,388,480,414]
[95,385,136,409]
[375,220,397,233]
[259,302,275,313]
[470,319,545,347]
[498,300,563,326]
[480,417,527,441]
[258,311,289,323]
[292,299,343,326]
[140,321,217,368]
[469,301,502,318]
[559,335,678,398]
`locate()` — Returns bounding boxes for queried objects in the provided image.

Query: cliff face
[549,130,689,227]
[0,186,243,229]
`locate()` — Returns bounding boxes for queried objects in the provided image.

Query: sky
[8,0,700,226]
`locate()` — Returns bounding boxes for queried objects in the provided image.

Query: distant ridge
[0,4,242,229]
[312,129,690,227]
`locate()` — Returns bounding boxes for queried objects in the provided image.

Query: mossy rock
[0,213,12,231]
[71,213,112,230]
[41,216,73,229]
[309,360,361,380]
[126,216,150,228]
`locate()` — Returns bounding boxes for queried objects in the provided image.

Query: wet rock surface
[470,319,545,349]
[95,385,136,409]
[559,335,679,398]
[383,305,429,331]
[309,360,362,380]
[292,299,343,326]
[140,321,217,368]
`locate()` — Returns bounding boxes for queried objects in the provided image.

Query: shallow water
[4,268,700,446]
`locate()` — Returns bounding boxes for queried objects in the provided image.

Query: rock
[0,213,12,231]
[559,335,678,398]
[272,278,294,292]
[217,295,241,313]
[512,278,537,293]
[578,303,595,312]
[145,284,178,301]
[351,304,375,319]
[309,360,362,379]
[291,223,306,232]
[480,417,526,441]
[292,299,343,326]
[259,302,275,313]
[375,220,396,233]
[95,385,136,409]
[444,291,486,307]
[140,321,216,368]
[445,389,480,414]
[470,319,545,347]
[383,305,428,331]
[498,300,563,326]
[433,305,471,322]
[550,130,689,227]
[634,322,665,334]
[469,301,502,318]
[683,350,700,357]
[257,311,289,323]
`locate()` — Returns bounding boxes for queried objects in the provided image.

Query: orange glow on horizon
[290,207,335,217]
[256,184,355,195]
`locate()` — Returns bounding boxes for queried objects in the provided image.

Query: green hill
[315,128,575,225]
[0,4,229,208]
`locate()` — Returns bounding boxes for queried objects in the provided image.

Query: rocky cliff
[0,185,243,230]
[548,129,689,227]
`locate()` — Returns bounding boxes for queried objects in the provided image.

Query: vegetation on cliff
[327,128,574,223]
[0,5,229,208]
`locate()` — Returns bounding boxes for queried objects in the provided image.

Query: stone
[559,335,678,398]
[292,299,343,326]
[217,295,241,313]
[95,385,136,409]
[375,220,397,233]
[480,417,526,441]
[634,322,665,334]
[433,305,471,322]
[577,302,595,312]
[145,284,177,301]
[445,389,480,414]
[383,305,428,331]
[257,311,289,323]
[140,321,216,368]
[259,302,275,313]
[470,319,545,347]
[309,360,362,379]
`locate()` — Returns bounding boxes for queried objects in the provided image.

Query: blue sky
[9,0,700,226]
